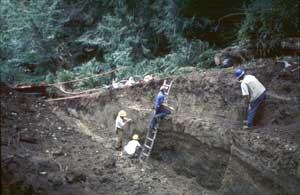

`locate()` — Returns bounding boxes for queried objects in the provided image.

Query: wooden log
[14,84,48,95]
[45,92,100,102]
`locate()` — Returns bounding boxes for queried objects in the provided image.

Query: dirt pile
[1,61,300,195]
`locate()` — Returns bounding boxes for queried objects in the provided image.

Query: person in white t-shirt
[235,68,266,129]
[124,134,141,158]
[115,110,132,150]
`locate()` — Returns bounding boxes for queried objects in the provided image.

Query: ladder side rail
[165,80,173,104]
[140,128,157,161]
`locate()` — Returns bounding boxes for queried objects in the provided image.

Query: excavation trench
[54,65,300,195]
[52,82,233,192]
[2,64,300,195]
[72,119,230,191]
[57,102,231,191]
[152,131,230,190]
[69,110,231,191]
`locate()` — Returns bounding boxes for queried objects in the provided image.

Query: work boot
[164,115,172,120]
[242,120,251,130]
[152,127,158,133]
[243,125,252,130]
[148,127,157,133]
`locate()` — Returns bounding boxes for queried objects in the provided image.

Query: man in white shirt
[115,110,132,150]
[235,68,266,129]
[124,134,141,158]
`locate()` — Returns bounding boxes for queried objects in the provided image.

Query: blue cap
[235,68,245,79]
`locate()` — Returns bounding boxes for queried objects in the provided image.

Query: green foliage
[0,0,66,84]
[56,69,75,82]
[0,62,25,83]
[0,0,226,87]
[0,60,46,84]
[238,0,300,56]
[0,0,62,62]
[6,0,297,90]
[196,49,217,69]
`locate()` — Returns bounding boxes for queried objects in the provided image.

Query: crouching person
[124,134,141,158]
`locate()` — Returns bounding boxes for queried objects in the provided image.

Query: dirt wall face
[152,130,230,190]
[2,62,299,195]
[53,63,299,195]
[60,70,241,149]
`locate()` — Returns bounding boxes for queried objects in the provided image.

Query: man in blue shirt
[149,84,173,130]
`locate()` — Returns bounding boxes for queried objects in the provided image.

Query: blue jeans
[149,108,171,129]
[247,91,266,127]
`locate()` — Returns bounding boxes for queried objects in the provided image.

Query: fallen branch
[45,91,100,102]
[56,84,102,95]
[14,84,48,95]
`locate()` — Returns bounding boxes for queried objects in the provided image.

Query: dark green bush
[238,0,299,56]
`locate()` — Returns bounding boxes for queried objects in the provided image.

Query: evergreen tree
[0,0,65,83]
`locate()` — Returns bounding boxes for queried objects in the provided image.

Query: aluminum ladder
[139,80,173,162]
[139,124,158,162]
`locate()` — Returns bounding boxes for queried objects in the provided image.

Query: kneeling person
[124,134,141,158]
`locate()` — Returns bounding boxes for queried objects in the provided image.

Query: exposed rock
[214,46,254,66]
[215,38,300,67]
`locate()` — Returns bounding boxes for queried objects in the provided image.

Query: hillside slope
[1,61,300,195]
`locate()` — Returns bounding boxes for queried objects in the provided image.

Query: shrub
[238,0,299,56]
[196,49,217,68]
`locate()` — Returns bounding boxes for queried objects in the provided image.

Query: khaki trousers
[115,128,124,149]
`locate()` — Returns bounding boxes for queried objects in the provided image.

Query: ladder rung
[147,137,153,141]
[142,152,149,157]
[144,145,151,149]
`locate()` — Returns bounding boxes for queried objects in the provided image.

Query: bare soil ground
[1,84,215,195]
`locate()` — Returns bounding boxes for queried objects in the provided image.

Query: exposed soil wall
[1,61,300,195]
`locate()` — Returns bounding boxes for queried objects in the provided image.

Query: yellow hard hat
[118,110,127,117]
[132,134,139,140]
